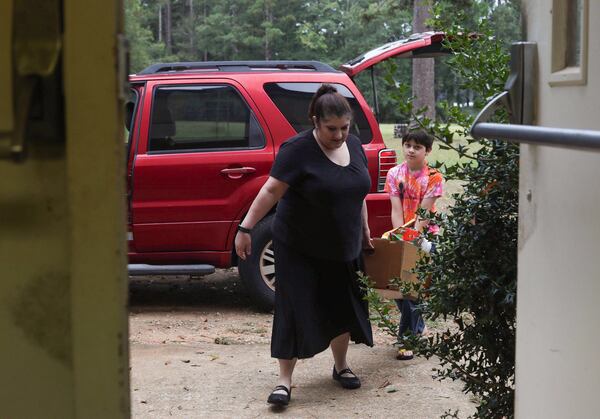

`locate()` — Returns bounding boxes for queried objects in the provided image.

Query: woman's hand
[235,231,252,260]
[361,200,374,249]
[234,177,288,262]
[362,226,374,249]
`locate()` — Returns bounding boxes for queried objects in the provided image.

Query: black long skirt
[271,239,374,360]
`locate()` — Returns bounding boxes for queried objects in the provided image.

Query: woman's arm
[362,200,374,249]
[390,195,404,229]
[235,176,288,260]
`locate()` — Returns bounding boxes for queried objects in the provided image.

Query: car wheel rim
[259,240,276,291]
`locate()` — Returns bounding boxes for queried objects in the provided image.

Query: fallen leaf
[378,380,391,389]
[214,337,231,345]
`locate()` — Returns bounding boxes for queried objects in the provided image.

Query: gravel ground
[129,269,476,418]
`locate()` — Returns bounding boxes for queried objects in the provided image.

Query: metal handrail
[471,122,600,151]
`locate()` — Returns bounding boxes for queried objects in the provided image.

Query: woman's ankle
[334,362,349,373]
[276,378,291,390]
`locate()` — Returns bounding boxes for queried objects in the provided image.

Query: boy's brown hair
[402,129,434,152]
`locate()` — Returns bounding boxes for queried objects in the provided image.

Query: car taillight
[377,149,397,192]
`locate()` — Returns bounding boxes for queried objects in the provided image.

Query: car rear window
[264,82,373,144]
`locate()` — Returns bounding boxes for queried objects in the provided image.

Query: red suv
[125,32,445,309]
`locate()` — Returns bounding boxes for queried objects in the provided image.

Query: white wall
[517,1,600,418]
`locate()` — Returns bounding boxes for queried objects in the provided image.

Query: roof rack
[138,60,337,75]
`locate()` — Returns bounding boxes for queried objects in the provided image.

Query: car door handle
[220,166,256,179]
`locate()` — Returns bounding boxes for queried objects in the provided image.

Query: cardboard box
[363,238,419,300]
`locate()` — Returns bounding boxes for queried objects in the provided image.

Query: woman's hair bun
[308,83,352,123]
[315,83,337,97]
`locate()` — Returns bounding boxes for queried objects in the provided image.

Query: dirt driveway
[129,269,475,418]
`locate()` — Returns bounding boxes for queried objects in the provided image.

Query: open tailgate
[339,32,447,77]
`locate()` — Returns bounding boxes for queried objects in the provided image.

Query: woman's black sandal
[332,366,361,389]
[267,385,291,406]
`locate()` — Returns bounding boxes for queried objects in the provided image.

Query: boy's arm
[415,196,439,232]
[416,170,444,232]
[390,196,404,229]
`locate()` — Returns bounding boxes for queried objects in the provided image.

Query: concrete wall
[0,1,129,417]
[516,1,600,417]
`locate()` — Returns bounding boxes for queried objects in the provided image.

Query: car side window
[124,88,138,145]
[263,82,373,144]
[148,84,265,153]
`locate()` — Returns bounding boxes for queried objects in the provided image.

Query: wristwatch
[237,224,252,234]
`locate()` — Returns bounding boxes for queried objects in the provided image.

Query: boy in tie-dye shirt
[384,129,443,359]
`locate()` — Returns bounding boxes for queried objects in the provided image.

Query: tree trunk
[412,0,436,120]
[158,5,162,42]
[203,0,208,60]
[264,2,272,60]
[189,0,194,53]
[230,6,238,57]
[165,0,172,55]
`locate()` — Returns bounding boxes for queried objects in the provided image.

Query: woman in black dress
[234,84,374,406]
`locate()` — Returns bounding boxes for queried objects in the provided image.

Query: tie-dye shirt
[384,161,444,233]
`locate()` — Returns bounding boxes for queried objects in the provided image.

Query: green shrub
[363,9,519,418]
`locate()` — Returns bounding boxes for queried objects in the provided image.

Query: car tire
[238,214,276,311]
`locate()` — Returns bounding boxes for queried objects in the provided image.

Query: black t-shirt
[270,130,371,261]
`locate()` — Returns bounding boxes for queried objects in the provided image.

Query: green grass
[175,121,246,140]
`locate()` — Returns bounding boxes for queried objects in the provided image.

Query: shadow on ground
[129,268,256,312]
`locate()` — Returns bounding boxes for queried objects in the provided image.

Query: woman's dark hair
[308,84,352,123]
[402,129,434,151]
